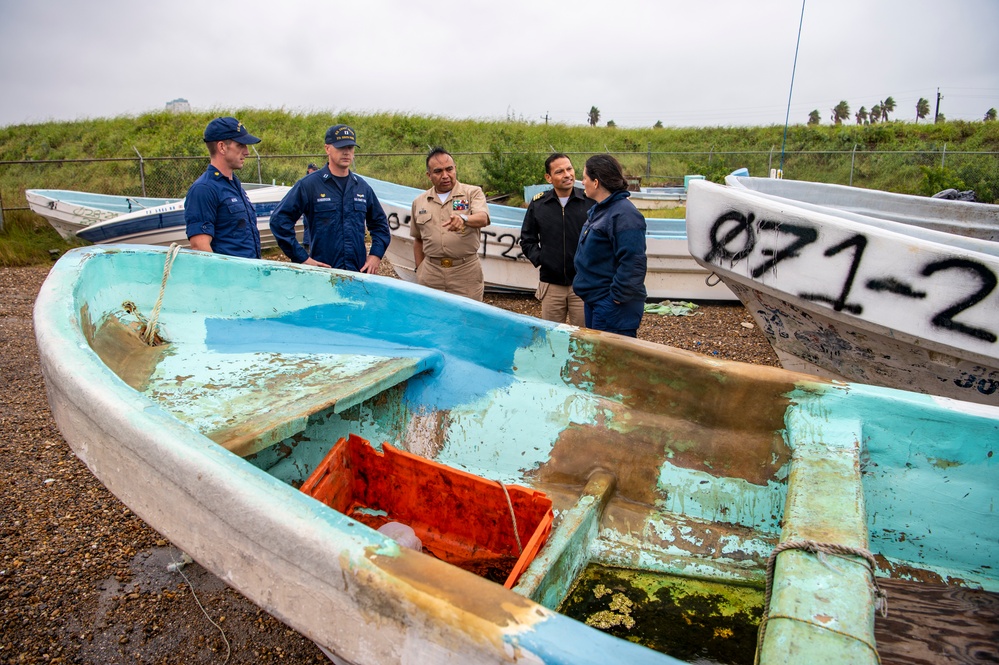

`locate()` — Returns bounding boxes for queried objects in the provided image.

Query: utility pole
[542,112,549,125]
[934,88,943,124]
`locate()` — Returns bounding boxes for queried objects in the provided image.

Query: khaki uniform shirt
[410,182,490,259]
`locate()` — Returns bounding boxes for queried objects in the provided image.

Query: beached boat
[367,175,735,301]
[524,181,693,211]
[25,189,178,240]
[686,177,999,406]
[35,244,998,664]
[725,174,999,241]
[76,185,292,249]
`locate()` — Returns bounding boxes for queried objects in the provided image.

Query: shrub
[481,143,543,202]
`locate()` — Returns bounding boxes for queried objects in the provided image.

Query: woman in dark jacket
[572,154,648,337]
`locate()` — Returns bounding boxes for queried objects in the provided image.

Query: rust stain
[600,500,776,563]
[567,330,802,433]
[874,555,950,585]
[360,545,543,649]
[85,310,169,392]
[538,333,797,494]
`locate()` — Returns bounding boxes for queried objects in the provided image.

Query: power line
[781,0,807,172]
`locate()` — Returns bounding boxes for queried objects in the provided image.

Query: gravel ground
[0,259,777,665]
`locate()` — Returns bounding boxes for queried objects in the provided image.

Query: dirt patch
[0,259,777,664]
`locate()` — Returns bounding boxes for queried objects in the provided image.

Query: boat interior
[75,249,999,663]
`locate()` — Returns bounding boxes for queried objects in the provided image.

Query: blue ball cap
[204,117,261,145]
[325,124,357,148]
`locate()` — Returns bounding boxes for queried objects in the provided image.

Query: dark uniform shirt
[520,187,593,286]
[269,167,390,271]
[184,165,261,259]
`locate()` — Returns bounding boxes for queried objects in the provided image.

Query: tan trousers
[416,255,484,301]
[536,282,585,327]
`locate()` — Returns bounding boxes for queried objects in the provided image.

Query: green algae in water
[558,564,763,665]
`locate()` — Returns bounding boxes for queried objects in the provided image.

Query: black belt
[426,256,474,268]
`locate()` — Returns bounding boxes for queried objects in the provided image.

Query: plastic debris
[167,553,194,572]
[644,300,699,316]
[377,522,423,551]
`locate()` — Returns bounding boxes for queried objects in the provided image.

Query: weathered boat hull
[25,189,177,239]
[75,185,293,250]
[35,245,999,664]
[686,178,999,406]
[726,174,999,241]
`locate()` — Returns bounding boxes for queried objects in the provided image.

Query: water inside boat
[560,565,762,665]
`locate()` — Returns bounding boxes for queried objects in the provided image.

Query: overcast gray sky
[1,0,996,129]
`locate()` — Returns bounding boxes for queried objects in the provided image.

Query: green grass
[0,210,87,266]
[2,109,997,266]
[642,207,686,219]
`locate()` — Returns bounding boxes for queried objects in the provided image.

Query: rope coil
[754,539,887,665]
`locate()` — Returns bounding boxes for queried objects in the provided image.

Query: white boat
[25,189,178,240]
[686,177,999,406]
[368,175,735,301]
[34,244,999,664]
[525,182,692,211]
[726,174,999,241]
[76,185,292,249]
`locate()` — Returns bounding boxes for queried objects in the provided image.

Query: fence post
[849,143,857,187]
[251,146,262,184]
[645,142,651,179]
[0,187,5,233]
[941,143,947,168]
[132,146,147,196]
[768,146,774,174]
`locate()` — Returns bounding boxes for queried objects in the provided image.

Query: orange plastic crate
[300,434,553,588]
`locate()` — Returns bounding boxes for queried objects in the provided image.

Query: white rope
[169,552,231,663]
[497,481,523,555]
[142,243,181,345]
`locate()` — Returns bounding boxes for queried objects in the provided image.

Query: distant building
[166,98,191,113]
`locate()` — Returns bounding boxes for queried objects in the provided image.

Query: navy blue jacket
[269,168,390,271]
[184,165,261,259]
[572,190,647,304]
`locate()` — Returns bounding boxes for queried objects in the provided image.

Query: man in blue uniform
[185,117,262,258]
[269,125,390,273]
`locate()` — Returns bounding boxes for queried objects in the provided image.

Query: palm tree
[915,98,930,123]
[870,104,881,124]
[830,100,850,125]
[587,106,600,127]
[985,108,997,122]
[807,110,821,125]
[880,96,896,121]
[855,106,868,125]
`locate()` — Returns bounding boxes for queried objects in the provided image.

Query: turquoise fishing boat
[35,245,998,664]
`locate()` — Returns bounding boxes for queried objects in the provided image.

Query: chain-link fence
[2,147,997,228]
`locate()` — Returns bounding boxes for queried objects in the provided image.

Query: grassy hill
[1,110,997,265]
[4,109,998,161]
